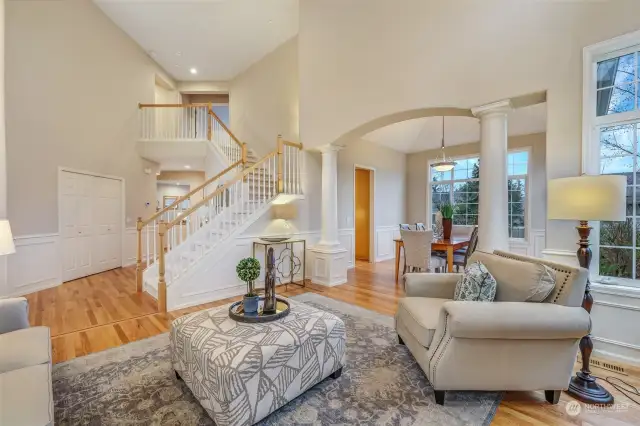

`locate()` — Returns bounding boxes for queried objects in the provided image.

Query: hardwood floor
[25,260,640,425]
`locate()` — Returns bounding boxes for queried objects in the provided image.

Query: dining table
[394,236,470,283]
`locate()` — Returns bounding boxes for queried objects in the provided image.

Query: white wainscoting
[5,234,62,297]
[508,228,545,257]
[542,248,640,365]
[375,225,400,262]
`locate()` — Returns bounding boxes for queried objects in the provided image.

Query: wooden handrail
[140,160,242,227]
[138,103,211,108]
[208,108,244,149]
[168,151,278,229]
[282,140,303,149]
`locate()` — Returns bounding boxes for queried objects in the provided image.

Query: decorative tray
[229,297,290,323]
[259,237,289,243]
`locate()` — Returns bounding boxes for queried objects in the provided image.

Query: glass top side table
[252,238,307,291]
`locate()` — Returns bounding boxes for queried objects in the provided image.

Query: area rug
[52,293,502,425]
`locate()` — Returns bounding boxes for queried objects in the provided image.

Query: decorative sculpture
[433,211,444,240]
[263,247,277,314]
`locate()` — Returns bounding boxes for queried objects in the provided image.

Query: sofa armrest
[0,297,29,334]
[0,327,51,373]
[440,301,591,340]
[404,273,461,299]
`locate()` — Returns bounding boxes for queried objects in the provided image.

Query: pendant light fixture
[431,116,456,172]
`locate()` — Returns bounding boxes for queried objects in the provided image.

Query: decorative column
[471,100,512,252]
[310,144,348,286]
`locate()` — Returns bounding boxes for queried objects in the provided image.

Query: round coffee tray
[229,297,290,323]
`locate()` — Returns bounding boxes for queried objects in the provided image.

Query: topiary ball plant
[236,257,261,297]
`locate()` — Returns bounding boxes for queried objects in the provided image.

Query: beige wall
[6,0,172,235]
[338,139,407,229]
[230,37,299,157]
[298,0,640,251]
[156,171,206,207]
[183,94,229,104]
[406,132,547,231]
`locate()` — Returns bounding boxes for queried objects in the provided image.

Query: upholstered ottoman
[170,299,346,426]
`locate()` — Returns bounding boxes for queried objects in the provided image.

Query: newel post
[207,103,213,141]
[157,221,168,313]
[277,134,284,193]
[136,217,143,293]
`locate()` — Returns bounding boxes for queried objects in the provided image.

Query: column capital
[471,99,512,117]
[316,143,346,154]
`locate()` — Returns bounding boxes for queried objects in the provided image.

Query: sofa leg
[398,334,405,345]
[175,370,183,381]
[330,367,343,379]
[545,390,561,404]
[434,390,445,405]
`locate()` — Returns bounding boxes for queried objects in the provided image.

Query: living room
[1,0,640,425]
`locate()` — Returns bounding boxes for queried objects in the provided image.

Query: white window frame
[583,29,640,289]
[426,148,531,241]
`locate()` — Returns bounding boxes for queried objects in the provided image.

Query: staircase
[135,104,303,311]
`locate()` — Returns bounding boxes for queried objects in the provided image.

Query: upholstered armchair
[395,250,591,405]
[0,297,53,425]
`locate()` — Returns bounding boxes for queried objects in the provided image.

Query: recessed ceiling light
[176,182,180,186]
[268,20,273,24]
[156,172,160,176]
[190,68,197,75]
[176,51,182,56]
[174,64,180,68]
[184,165,191,169]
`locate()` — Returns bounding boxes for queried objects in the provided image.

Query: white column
[310,144,348,286]
[471,100,512,252]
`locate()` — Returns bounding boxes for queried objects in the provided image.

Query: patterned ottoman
[170,299,346,426]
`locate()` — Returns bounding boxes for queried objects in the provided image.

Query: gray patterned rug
[52,293,502,425]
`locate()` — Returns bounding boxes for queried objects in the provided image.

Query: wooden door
[61,171,93,281]
[355,168,371,261]
[91,176,122,274]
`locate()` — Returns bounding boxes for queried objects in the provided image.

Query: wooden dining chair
[399,230,446,279]
[415,223,426,231]
[453,226,479,271]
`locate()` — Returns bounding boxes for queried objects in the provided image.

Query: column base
[309,245,348,287]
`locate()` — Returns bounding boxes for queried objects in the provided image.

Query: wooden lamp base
[565,221,614,405]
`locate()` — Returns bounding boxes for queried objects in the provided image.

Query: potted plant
[438,202,456,240]
[236,257,261,314]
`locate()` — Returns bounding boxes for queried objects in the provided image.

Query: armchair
[0,297,54,426]
[395,250,591,405]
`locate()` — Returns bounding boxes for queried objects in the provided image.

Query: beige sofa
[395,250,591,405]
[0,297,54,425]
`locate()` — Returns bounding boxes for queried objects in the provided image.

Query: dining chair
[399,230,446,279]
[399,223,413,231]
[453,225,479,271]
[415,223,426,231]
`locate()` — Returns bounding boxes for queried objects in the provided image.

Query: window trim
[583,29,640,289]
[426,147,531,241]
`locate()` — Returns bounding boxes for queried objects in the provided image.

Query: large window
[586,40,640,288]
[429,151,529,238]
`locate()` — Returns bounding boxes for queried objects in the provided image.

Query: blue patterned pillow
[454,261,497,302]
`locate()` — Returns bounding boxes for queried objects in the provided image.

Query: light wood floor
[25,260,640,425]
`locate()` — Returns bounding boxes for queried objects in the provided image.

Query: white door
[61,171,122,282]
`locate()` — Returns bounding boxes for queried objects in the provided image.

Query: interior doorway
[354,166,374,262]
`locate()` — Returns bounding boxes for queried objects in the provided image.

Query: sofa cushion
[0,327,51,374]
[396,297,449,347]
[468,251,556,302]
[0,363,53,426]
[454,261,497,302]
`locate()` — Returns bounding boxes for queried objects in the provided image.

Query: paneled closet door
[91,176,122,275]
[61,172,93,282]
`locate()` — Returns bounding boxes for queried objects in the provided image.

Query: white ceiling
[94,0,299,81]
[362,103,547,153]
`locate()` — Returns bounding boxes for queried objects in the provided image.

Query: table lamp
[0,220,16,256]
[548,174,626,405]
[263,203,298,239]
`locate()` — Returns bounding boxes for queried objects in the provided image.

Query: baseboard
[592,337,640,367]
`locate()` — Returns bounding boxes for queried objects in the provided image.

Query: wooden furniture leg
[447,246,454,273]
[395,240,401,283]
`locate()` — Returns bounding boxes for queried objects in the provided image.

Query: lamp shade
[548,175,626,221]
[0,220,16,255]
[271,203,297,221]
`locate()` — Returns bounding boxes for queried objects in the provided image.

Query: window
[585,36,640,288]
[429,151,528,238]
[597,124,639,281]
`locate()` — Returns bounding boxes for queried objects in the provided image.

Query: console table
[252,239,307,290]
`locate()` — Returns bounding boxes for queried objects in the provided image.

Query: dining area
[394,224,479,283]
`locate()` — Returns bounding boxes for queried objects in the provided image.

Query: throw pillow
[454,261,497,302]
[467,251,557,302]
